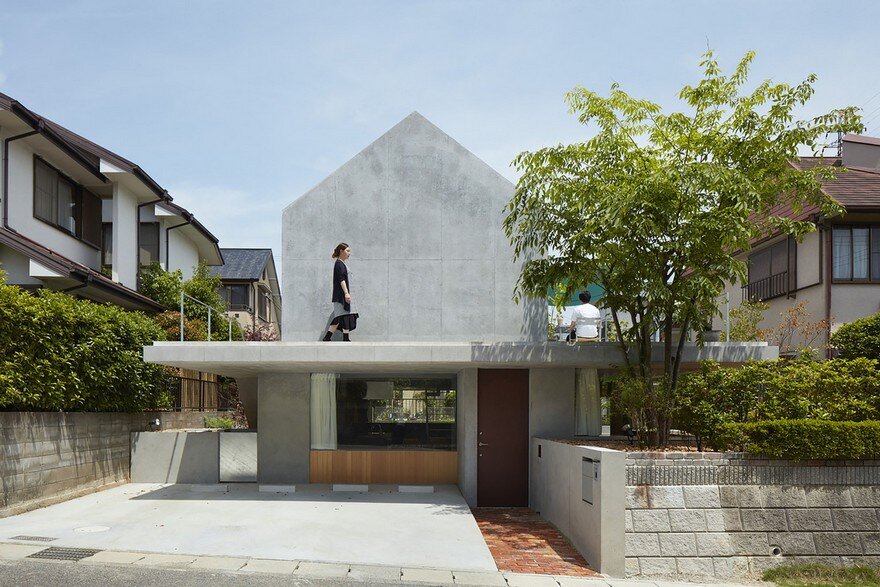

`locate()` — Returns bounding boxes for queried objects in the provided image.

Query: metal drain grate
[10,535,56,542]
[27,547,101,561]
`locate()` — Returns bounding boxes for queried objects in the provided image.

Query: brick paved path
[471,508,599,577]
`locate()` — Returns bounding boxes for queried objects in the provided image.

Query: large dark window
[744,239,793,301]
[102,223,113,270]
[833,225,880,282]
[335,377,456,450]
[258,289,270,322]
[138,222,160,266]
[222,284,250,309]
[33,157,102,248]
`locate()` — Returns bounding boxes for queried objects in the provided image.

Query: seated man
[569,291,601,342]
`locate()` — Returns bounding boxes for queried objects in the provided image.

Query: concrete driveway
[0,483,496,571]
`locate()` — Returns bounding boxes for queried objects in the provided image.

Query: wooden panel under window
[309,450,457,484]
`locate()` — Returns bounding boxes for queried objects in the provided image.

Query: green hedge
[0,280,170,411]
[716,419,880,460]
[831,312,880,361]
[675,358,880,449]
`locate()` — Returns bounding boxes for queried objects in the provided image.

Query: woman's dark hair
[579,291,591,304]
[332,243,350,259]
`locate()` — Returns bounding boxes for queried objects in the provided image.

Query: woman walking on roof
[322,243,359,341]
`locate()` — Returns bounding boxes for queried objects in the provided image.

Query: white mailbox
[582,457,599,504]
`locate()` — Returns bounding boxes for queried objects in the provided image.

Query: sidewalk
[0,541,762,587]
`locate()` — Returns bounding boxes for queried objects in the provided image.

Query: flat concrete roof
[143,341,777,378]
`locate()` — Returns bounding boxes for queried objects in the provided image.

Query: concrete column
[257,372,310,484]
[575,368,602,436]
[457,368,478,507]
[529,368,575,439]
[111,182,138,288]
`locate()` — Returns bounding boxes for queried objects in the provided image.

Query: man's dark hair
[579,291,591,304]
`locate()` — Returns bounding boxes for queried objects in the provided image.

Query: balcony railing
[742,271,789,302]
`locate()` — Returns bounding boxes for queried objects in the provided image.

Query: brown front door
[477,369,529,506]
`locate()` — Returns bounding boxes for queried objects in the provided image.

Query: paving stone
[696,533,732,556]
[786,508,833,531]
[832,508,880,531]
[729,532,769,556]
[0,543,56,560]
[402,568,455,584]
[188,556,248,571]
[554,576,608,587]
[705,509,742,532]
[632,510,671,533]
[349,564,402,582]
[638,556,677,575]
[761,486,807,508]
[240,558,299,574]
[668,510,706,532]
[294,561,350,578]
[626,486,649,509]
[682,486,720,509]
[648,487,685,509]
[659,533,697,556]
[861,533,880,555]
[768,532,816,555]
[133,553,198,567]
[80,551,146,565]
[453,570,506,586]
[675,556,715,576]
[626,533,660,556]
[851,487,880,508]
[741,509,787,531]
[814,532,864,555]
[806,487,853,508]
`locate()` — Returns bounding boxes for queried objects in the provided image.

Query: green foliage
[0,279,170,412]
[676,358,880,449]
[503,49,862,446]
[831,312,880,361]
[204,416,235,429]
[724,300,768,342]
[764,563,880,587]
[716,420,880,460]
[140,262,238,340]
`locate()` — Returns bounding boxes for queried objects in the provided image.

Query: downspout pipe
[2,129,39,230]
[165,220,191,271]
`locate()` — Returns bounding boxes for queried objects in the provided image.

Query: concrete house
[212,248,282,336]
[145,113,772,510]
[0,92,222,311]
[714,134,880,349]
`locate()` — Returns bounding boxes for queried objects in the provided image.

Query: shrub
[716,419,880,460]
[675,358,880,449]
[831,312,880,361]
[0,281,170,411]
[204,416,235,429]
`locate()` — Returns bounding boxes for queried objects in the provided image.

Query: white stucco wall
[112,182,138,288]
[167,227,200,279]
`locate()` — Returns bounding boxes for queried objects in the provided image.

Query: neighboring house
[0,92,222,312]
[714,134,880,349]
[145,113,773,511]
[212,248,282,336]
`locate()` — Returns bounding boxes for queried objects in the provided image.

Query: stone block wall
[0,411,228,517]
[625,453,880,579]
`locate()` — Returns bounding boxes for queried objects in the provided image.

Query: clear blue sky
[2,1,879,280]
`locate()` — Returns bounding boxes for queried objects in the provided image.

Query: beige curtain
[310,373,338,449]
[575,368,602,436]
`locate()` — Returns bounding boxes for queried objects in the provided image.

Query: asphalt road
[0,559,412,587]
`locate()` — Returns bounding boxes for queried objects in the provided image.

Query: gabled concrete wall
[282,112,545,342]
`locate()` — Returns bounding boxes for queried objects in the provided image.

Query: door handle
[478,442,489,447]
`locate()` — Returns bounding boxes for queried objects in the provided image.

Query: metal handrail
[741,271,789,302]
[179,291,235,341]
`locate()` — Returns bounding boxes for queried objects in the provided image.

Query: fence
[164,369,233,411]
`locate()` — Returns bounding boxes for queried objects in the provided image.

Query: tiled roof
[795,157,880,210]
[211,249,272,281]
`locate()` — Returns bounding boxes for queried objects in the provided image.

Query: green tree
[831,312,880,361]
[503,50,862,446]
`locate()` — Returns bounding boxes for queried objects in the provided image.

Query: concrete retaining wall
[625,452,880,579]
[0,411,228,517]
[130,430,257,483]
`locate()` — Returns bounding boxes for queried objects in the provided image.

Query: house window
[139,222,160,266]
[33,157,102,248]
[744,239,792,301]
[258,289,270,322]
[833,225,880,282]
[102,223,113,270]
[222,284,250,309]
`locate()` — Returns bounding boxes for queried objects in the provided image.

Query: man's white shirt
[571,303,601,338]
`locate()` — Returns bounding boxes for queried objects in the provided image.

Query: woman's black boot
[322,331,333,341]
[342,333,351,342]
